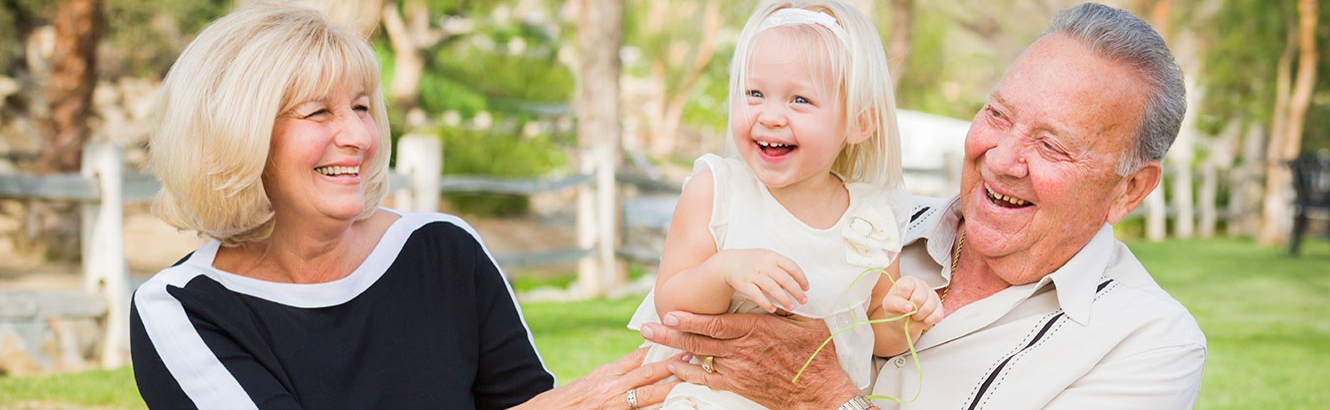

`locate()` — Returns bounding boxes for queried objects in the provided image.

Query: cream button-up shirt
[870,196,1206,409]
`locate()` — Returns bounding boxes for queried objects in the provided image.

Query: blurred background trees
[0,0,1326,262]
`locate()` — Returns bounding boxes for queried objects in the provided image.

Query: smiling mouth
[757,140,797,157]
[315,165,359,177]
[985,183,1032,208]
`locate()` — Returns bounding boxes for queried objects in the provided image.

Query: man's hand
[639,311,863,410]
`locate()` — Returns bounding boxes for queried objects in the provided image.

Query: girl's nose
[756,103,787,128]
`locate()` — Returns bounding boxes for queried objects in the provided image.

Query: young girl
[628,1,942,408]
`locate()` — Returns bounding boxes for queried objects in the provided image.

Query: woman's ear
[847,109,876,144]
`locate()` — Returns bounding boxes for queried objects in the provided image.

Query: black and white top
[130,210,555,409]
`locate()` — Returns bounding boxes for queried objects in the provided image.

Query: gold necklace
[921,229,962,336]
[941,229,964,305]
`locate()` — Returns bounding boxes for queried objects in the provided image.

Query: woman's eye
[304,109,330,119]
[353,104,370,113]
[793,96,809,104]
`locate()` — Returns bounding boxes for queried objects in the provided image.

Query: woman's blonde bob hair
[149,3,391,246]
[726,0,903,188]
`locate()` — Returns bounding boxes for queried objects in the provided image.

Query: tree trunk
[574,0,623,297]
[39,0,101,174]
[382,0,424,113]
[20,0,102,261]
[1259,0,1318,244]
[887,0,912,89]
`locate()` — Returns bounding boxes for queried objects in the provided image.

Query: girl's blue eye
[748,90,763,98]
[793,96,809,104]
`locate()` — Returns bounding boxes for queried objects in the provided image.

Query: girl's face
[264,82,379,226]
[731,27,859,193]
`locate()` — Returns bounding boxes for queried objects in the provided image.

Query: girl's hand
[881,276,944,336]
[709,248,809,313]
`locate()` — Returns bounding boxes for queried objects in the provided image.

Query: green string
[791,268,926,404]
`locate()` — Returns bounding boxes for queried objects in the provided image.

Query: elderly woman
[129,4,676,409]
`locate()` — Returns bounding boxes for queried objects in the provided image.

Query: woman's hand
[513,348,681,410]
[711,248,809,313]
[639,311,864,410]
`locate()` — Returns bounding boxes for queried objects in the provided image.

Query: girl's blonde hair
[726,0,902,187]
[149,3,391,246]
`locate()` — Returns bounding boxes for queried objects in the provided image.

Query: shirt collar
[1031,223,1115,325]
[906,194,1116,325]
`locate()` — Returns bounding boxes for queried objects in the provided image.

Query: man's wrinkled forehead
[991,34,1146,138]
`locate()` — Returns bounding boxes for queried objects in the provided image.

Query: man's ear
[847,109,877,145]
[1106,160,1162,224]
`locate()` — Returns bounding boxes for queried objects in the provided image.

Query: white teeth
[757,141,789,148]
[315,166,359,176]
[985,184,1028,206]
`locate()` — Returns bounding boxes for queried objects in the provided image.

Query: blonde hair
[726,0,902,187]
[149,2,391,246]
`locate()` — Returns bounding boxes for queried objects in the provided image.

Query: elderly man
[640,3,1206,409]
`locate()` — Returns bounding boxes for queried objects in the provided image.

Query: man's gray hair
[1045,3,1186,176]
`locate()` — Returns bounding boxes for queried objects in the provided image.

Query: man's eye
[989,107,1004,118]
[793,96,809,104]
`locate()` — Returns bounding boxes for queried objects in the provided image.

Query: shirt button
[894,357,906,367]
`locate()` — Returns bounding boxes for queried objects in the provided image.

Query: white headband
[757,8,848,44]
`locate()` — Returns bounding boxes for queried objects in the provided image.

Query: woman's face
[263,82,379,226]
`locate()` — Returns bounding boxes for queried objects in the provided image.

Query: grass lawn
[1,237,1327,409]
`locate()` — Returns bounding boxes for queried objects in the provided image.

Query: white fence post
[393,133,442,213]
[80,143,130,368]
[1145,182,1167,242]
[595,141,620,292]
[576,161,602,298]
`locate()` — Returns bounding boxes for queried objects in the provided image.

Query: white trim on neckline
[181,208,433,308]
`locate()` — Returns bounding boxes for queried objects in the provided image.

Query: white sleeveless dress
[628,154,911,410]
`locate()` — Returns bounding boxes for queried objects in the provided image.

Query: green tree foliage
[0,0,51,74]
[377,0,575,215]
[434,124,568,215]
[101,0,228,77]
[1196,0,1330,151]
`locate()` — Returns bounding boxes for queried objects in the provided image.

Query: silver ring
[626,388,638,409]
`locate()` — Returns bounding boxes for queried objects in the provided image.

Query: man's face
[959,33,1156,285]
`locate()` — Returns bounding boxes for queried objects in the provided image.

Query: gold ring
[700,355,716,373]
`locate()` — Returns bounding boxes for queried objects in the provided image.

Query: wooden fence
[0,134,633,370]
